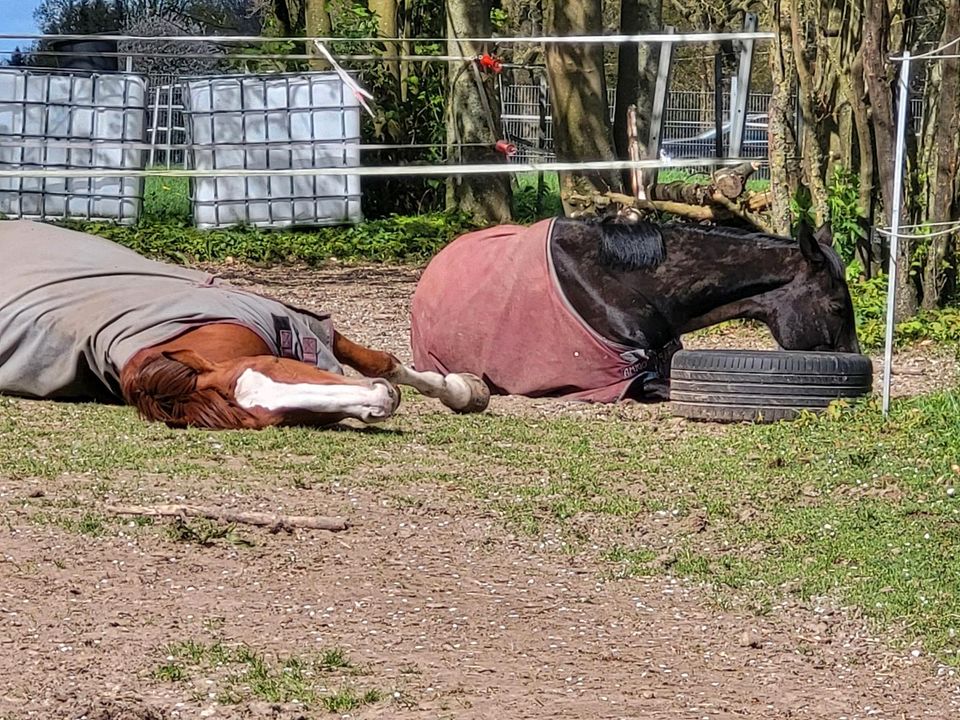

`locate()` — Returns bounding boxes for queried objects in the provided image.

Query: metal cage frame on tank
[0,66,147,225]
[181,71,363,230]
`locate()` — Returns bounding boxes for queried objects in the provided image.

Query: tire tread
[669,349,873,423]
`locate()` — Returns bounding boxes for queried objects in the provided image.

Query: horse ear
[814,223,834,247]
[796,219,826,265]
[161,349,218,374]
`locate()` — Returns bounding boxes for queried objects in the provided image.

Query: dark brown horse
[410,216,860,402]
[0,220,488,430]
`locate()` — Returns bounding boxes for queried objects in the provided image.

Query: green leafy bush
[332,1,448,217]
[142,176,191,224]
[787,166,958,351]
[512,172,563,222]
[69,211,476,266]
[826,166,868,265]
[849,273,960,350]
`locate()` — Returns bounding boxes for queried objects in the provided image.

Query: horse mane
[121,354,257,430]
[668,222,795,246]
[567,216,847,281]
[591,217,666,271]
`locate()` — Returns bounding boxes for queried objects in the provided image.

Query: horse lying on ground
[411,216,860,402]
[0,220,489,430]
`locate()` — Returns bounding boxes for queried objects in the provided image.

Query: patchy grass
[153,640,379,711]
[151,661,189,683]
[322,687,383,713]
[142,175,191,225]
[27,508,113,537]
[4,384,960,664]
[165,517,253,547]
[317,647,351,671]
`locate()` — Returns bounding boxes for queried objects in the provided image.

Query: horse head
[754,221,861,354]
[121,349,264,429]
[122,348,400,429]
[556,217,862,357]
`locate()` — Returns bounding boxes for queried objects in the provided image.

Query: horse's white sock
[234,369,397,421]
[389,366,473,408]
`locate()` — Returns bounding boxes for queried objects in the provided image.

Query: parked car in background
[659,113,768,161]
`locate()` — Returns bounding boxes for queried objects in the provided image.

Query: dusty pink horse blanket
[410,218,661,402]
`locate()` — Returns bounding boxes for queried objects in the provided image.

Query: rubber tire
[669,349,873,423]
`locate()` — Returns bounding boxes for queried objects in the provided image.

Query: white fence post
[881,51,912,417]
[728,12,757,158]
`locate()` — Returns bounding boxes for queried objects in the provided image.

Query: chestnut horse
[0,220,488,430]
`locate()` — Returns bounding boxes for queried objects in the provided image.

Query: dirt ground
[2,262,959,720]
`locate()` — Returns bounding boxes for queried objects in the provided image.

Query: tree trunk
[635,0,662,192]
[305,0,332,70]
[544,0,621,216]
[613,0,640,184]
[862,0,916,320]
[369,0,400,86]
[921,1,960,309]
[445,0,512,223]
[614,0,662,192]
[400,0,412,102]
[768,0,801,235]
[789,0,829,226]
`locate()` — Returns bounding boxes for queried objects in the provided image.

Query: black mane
[694,222,847,281]
[561,216,847,282]
[591,218,666,271]
[667,221,795,247]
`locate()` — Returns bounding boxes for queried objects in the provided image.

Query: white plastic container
[183,72,363,229]
[0,68,146,224]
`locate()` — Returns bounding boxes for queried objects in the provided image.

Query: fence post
[881,51,912,417]
[713,52,724,159]
[148,85,161,168]
[728,12,757,159]
[647,26,675,188]
[537,73,548,215]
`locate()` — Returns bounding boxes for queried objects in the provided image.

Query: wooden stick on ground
[105,504,350,533]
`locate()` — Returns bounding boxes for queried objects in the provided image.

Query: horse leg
[332,332,490,413]
[226,353,401,426]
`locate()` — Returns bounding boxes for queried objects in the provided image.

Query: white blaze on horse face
[233,369,398,422]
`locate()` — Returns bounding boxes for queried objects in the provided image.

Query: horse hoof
[447,373,490,414]
[364,379,401,422]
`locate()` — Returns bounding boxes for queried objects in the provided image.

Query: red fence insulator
[476,54,503,74]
